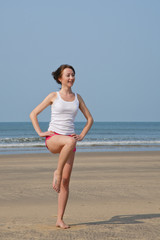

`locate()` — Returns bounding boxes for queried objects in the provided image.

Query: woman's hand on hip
[39,131,54,137]
[71,134,84,141]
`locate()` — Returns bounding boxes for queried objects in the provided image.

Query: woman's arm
[30,92,56,137]
[74,94,94,141]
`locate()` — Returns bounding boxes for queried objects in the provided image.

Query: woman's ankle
[55,169,62,176]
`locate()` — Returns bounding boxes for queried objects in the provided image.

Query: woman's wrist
[79,133,85,140]
[38,131,43,137]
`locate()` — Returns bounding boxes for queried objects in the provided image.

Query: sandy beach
[0,151,160,240]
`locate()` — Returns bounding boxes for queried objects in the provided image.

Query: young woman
[30,64,93,229]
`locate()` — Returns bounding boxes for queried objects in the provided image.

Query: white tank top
[48,92,79,135]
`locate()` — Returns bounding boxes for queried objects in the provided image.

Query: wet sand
[0,151,160,240]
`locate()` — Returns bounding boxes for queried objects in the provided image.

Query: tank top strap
[56,91,60,99]
[75,93,79,103]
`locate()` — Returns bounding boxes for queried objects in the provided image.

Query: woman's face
[59,68,75,87]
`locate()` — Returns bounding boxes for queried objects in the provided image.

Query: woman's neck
[60,86,72,95]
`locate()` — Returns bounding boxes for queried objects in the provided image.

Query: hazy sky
[0,0,160,122]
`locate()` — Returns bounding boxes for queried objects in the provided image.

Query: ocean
[0,122,160,154]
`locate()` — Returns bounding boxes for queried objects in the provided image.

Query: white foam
[77,140,160,146]
[1,140,160,148]
[0,142,45,148]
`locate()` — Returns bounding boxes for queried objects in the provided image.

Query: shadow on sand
[71,213,160,227]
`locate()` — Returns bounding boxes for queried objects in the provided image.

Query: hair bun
[51,64,75,85]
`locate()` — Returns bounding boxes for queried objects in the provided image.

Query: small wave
[0,137,43,144]
[77,140,160,146]
[0,142,45,148]
[0,140,160,149]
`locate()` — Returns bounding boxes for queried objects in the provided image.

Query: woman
[30,64,93,229]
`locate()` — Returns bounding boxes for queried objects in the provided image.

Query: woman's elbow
[29,112,33,120]
[89,116,94,126]
[91,117,94,125]
[29,111,36,120]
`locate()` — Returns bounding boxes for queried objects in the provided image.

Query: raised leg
[46,135,76,193]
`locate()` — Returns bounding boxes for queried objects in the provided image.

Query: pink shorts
[45,132,76,152]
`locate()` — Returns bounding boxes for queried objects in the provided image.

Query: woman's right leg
[56,151,75,229]
[46,135,76,193]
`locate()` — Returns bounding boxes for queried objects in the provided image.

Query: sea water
[0,122,160,154]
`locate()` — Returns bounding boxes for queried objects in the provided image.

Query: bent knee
[66,137,76,148]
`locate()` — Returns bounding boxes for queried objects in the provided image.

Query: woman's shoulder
[48,91,57,96]
[77,93,83,101]
[47,92,58,103]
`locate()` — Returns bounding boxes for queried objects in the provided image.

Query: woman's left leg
[56,151,75,229]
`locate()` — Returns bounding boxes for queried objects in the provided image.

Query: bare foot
[53,170,61,193]
[56,220,70,229]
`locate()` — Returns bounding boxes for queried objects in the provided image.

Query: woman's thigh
[46,135,76,154]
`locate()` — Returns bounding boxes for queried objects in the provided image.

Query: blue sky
[0,0,160,122]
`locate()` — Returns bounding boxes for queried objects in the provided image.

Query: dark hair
[51,64,75,85]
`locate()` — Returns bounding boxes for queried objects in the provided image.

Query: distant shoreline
[1,122,160,154]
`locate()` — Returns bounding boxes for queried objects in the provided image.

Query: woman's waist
[48,124,75,135]
[47,131,74,137]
